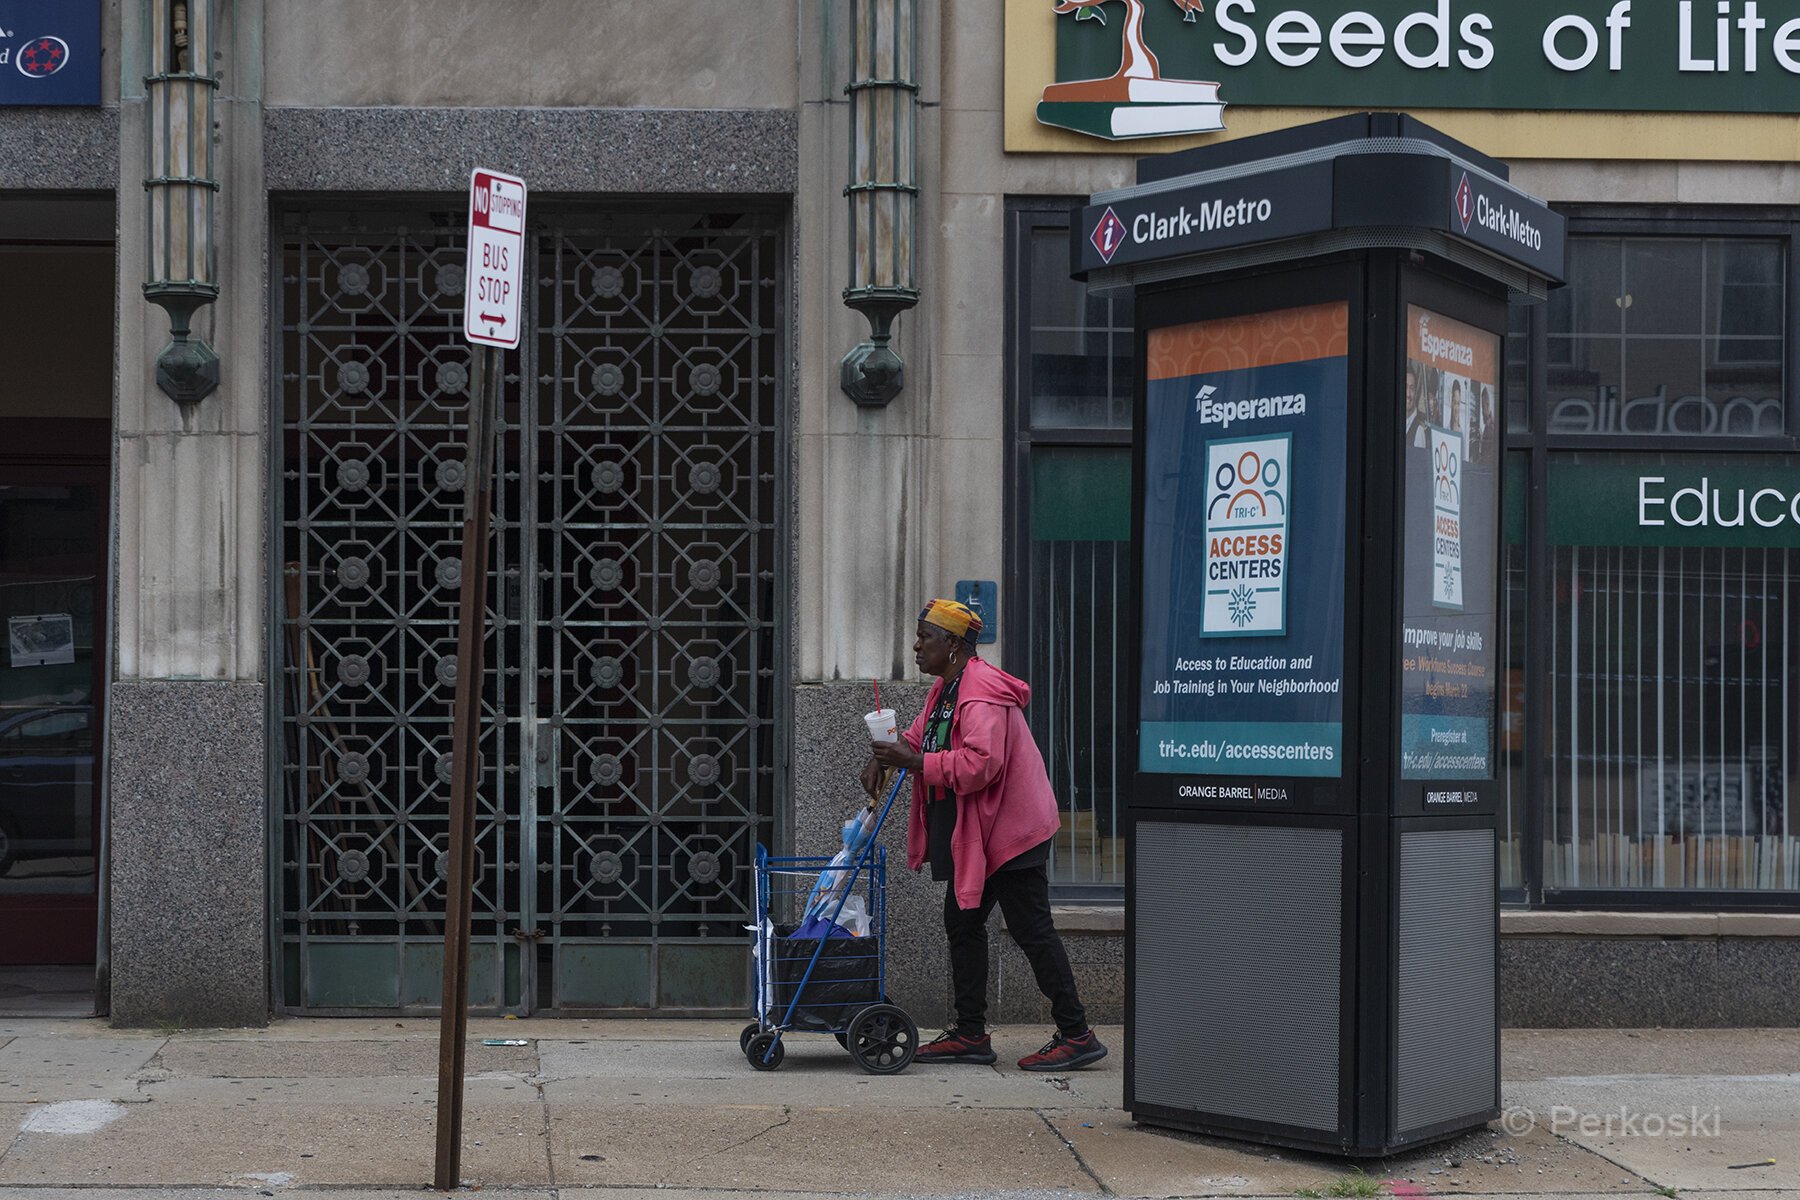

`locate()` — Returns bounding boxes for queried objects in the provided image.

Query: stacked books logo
[1040,0,1225,140]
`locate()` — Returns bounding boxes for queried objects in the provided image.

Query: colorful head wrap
[919,598,982,643]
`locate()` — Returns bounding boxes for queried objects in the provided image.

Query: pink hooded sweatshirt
[902,656,1062,910]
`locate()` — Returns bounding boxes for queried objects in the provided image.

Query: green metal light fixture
[143,0,220,404]
[840,0,919,407]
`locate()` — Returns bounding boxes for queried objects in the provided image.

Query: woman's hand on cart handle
[858,754,884,799]
[870,739,923,775]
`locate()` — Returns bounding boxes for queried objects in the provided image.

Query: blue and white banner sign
[1,1,102,107]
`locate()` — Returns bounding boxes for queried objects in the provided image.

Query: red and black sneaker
[915,1028,998,1065]
[1018,1029,1108,1072]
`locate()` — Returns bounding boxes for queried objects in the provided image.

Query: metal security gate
[274,204,784,1014]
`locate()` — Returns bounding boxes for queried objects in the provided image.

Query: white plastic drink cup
[864,708,898,744]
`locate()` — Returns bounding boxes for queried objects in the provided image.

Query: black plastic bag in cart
[766,925,883,1030]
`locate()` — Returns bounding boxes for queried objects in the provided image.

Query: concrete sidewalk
[0,1019,1795,1200]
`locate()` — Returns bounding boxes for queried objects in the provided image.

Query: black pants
[944,864,1087,1036]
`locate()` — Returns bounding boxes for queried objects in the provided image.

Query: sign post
[434,166,526,1193]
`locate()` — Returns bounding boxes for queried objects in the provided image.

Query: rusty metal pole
[434,345,498,1191]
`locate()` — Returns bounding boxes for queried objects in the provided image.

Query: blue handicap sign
[954,580,997,645]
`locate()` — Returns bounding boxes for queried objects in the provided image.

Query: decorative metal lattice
[277,206,782,1013]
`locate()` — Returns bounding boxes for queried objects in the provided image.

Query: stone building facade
[1,0,1796,1027]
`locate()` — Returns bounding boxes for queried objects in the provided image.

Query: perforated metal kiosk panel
[1396,827,1498,1135]
[1133,821,1343,1132]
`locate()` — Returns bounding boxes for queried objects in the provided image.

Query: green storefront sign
[1546,457,1800,548]
[1051,0,1800,122]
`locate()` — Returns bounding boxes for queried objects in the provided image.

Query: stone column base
[108,680,268,1027]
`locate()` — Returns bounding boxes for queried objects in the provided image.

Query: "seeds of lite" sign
[1045,0,1800,141]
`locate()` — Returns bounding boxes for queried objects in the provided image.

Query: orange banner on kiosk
[1147,302,1350,382]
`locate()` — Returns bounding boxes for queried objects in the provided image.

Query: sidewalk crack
[535,1043,555,1187]
[683,1105,794,1166]
[1547,1131,1659,1193]
[133,1039,174,1095]
[1038,1109,1111,1195]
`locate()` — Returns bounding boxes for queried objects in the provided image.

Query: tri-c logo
[1091,207,1127,264]
[1453,172,1475,235]
[16,35,71,78]
[1200,433,1291,636]
[1434,436,1461,504]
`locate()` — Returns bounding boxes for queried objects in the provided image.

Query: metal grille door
[276,206,783,1014]
[530,217,781,1011]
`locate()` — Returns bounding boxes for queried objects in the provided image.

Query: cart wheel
[846,1003,916,1075]
[740,1023,761,1054]
[746,1031,785,1071]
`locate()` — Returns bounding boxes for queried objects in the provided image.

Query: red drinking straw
[872,678,882,713]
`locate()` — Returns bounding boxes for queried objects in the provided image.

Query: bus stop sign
[463,168,527,348]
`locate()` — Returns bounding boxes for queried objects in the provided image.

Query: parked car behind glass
[0,705,95,874]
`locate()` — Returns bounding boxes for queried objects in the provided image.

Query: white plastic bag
[836,892,872,937]
[805,846,854,920]
[745,918,774,1018]
[805,809,879,920]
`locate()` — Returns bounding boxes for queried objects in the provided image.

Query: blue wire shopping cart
[740,769,917,1074]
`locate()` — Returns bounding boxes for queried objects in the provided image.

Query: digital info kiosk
[1077,115,1565,1157]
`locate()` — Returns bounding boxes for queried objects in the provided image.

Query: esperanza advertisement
[1400,305,1501,782]
[1139,302,1348,778]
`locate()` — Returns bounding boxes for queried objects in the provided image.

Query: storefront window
[1544,453,1800,892]
[1029,446,1130,891]
[1504,302,1530,434]
[1499,453,1527,892]
[1015,199,1800,908]
[1545,237,1786,438]
[0,481,103,901]
[1009,203,1134,897]
[1026,224,1135,431]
